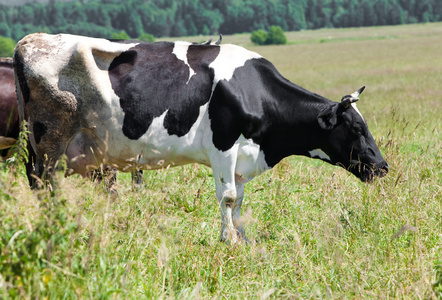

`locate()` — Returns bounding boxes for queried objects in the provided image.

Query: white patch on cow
[172,41,196,84]
[102,103,212,171]
[309,148,331,161]
[19,33,138,88]
[209,44,262,85]
[351,103,365,123]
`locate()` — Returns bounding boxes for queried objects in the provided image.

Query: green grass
[1,23,442,299]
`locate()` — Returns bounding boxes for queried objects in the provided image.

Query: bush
[266,25,287,45]
[110,30,130,40]
[0,36,15,57]
[250,26,287,45]
[250,29,268,45]
[138,33,155,42]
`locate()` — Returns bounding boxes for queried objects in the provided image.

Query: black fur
[33,121,47,144]
[109,42,219,140]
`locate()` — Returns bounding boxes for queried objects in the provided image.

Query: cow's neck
[258,81,333,167]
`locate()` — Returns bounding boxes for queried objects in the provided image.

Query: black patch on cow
[209,58,294,153]
[33,121,47,144]
[209,58,331,167]
[109,42,220,140]
[13,50,31,104]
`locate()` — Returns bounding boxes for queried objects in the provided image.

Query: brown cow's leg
[89,165,118,194]
[131,170,144,187]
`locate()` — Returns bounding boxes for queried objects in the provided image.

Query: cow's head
[317,86,389,182]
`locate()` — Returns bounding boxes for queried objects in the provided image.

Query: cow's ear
[318,104,338,130]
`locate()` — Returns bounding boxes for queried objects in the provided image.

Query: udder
[65,129,105,175]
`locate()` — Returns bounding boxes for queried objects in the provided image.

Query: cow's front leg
[217,182,249,244]
[209,147,243,244]
[217,185,238,244]
[212,163,238,244]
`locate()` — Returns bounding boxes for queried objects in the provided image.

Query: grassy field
[1,23,441,299]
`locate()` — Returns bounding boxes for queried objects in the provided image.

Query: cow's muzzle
[351,161,389,182]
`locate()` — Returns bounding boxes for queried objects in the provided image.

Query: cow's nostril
[379,161,389,177]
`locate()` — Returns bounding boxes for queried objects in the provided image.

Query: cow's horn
[351,86,365,99]
[215,34,222,45]
[202,37,213,45]
[341,86,365,108]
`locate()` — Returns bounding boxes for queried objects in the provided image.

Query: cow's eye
[352,123,365,137]
[351,126,362,137]
[359,136,367,149]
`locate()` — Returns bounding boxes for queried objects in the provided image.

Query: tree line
[0,0,441,42]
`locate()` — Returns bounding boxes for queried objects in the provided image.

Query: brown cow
[0,57,37,185]
[0,57,19,153]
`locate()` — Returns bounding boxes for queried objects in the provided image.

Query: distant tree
[17,5,35,24]
[285,1,307,30]
[63,2,87,24]
[0,35,15,57]
[47,1,65,28]
[0,0,441,40]
[0,22,11,38]
[172,19,189,37]
[122,5,144,38]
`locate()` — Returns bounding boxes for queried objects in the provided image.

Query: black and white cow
[14,33,388,243]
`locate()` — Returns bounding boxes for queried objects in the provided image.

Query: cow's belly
[105,131,211,172]
[77,104,212,173]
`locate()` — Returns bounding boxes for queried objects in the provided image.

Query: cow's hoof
[219,230,250,245]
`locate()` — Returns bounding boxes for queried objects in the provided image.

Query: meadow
[1,23,441,299]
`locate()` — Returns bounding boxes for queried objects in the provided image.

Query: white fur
[172,42,196,84]
[209,44,262,86]
[351,103,365,123]
[102,103,212,170]
[309,148,331,161]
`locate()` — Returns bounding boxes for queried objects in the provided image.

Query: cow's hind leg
[131,170,144,188]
